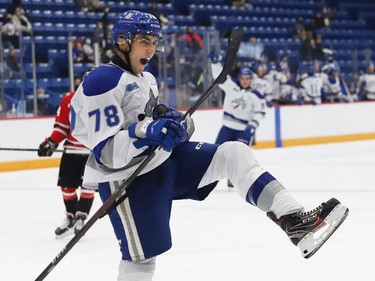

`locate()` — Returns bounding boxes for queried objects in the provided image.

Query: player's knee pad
[217,141,263,182]
[118,257,156,281]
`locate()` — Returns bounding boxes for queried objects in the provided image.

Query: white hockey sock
[268,189,304,219]
[118,257,156,281]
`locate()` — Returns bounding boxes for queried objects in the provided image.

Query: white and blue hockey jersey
[211,62,266,131]
[71,62,171,187]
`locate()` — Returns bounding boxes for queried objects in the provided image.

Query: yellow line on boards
[1,133,375,172]
[0,158,61,172]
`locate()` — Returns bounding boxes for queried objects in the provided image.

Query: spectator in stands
[227,0,252,8]
[1,13,18,48]
[5,46,21,78]
[293,16,305,40]
[313,34,325,61]
[35,87,51,116]
[93,20,105,47]
[304,18,317,38]
[72,38,85,63]
[148,2,169,28]
[313,11,327,30]
[11,6,32,35]
[238,36,265,63]
[6,0,22,14]
[76,0,106,12]
[184,25,203,55]
[82,36,94,62]
[299,30,315,61]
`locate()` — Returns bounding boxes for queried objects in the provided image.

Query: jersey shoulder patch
[82,65,123,96]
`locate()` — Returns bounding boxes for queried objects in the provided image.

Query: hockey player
[263,61,288,105]
[250,62,273,107]
[38,87,95,239]
[321,65,350,103]
[210,62,266,147]
[210,58,266,187]
[70,10,349,281]
[298,62,325,105]
[356,62,375,100]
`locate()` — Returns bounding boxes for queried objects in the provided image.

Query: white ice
[1,140,374,281]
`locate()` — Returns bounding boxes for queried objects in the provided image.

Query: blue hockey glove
[239,125,256,146]
[209,50,222,64]
[129,117,189,152]
[38,138,57,157]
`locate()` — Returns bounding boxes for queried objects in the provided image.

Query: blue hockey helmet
[307,63,315,75]
[111,10,165,51]
[238,66,253,78]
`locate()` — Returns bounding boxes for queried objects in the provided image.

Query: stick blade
[221,27,244,77]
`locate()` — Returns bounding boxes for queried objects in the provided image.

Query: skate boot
[74,211,88,235]
[227,179,234,188]
[55,213,76,239]
[267,198,349,259]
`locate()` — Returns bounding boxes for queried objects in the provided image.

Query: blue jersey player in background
[70,10,349,281]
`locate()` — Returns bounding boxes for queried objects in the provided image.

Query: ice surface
[1,140,374,281]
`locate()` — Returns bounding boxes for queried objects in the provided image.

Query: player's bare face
[239,76,251,88]
[130,34,158,74]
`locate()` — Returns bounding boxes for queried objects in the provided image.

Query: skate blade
[55,227,74,240]
[298,204,349,259]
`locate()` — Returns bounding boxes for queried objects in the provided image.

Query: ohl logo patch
[126,82,139,92]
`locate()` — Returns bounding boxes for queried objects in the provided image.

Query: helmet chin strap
[115,41,136,75]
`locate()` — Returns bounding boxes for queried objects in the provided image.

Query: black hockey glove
[38,138,58,157]
[152,104,183,121]
[152,104,195,140]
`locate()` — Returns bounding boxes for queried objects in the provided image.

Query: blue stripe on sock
[246,172,276,206]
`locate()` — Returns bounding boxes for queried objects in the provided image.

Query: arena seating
[1,0,375,111]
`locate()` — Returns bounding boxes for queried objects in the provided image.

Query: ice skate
[227,179,234,188]
[55,213,76,239]
[267,198,349,259]
[74,211,87,235]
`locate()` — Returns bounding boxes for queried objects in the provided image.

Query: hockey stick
[34,27,243,281]
[0,147,64,153]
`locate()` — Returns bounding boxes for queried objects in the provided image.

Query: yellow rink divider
[0,158,61,172]
[1,133,374,172]
[253,132,375,149]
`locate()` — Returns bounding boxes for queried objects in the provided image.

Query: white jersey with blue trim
[322,72,341,95]
[300,72,324,103]
[251,74,273,104]
[71,62,171,187]
[211,62,266,131]
[357,73,375,96]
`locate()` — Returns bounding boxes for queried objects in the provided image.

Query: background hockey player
[250,62,273,107]
[37,82,94,239]
[70,10,349,281]
[321,64,351,103]
[298,62,325,105]
[210,53,266,186]
[356,62,375,101]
